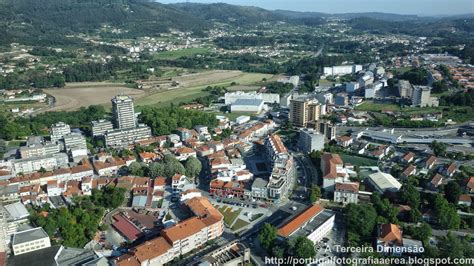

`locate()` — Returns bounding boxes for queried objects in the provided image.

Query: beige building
[289,98,321,128]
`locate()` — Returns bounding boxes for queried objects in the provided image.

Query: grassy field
[231,219,249,231]
[340,154,378,167]
[154,47,210,60]
[217,206,242,226]
[355,102,401,112]
[45,82,145,111]
[136,71,272,107]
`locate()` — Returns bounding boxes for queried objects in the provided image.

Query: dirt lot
[44,82,145,111]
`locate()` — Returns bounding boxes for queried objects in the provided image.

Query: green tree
[185,156,202,178]
[128,161,145,176]
[444,181,461,204]
[148,162,165,178]
[291,236,316,259]
[309,186,321,203]
[434,194,460,229]
[345,203,377,244]
[430,140,447,157]
[258,223,277,250]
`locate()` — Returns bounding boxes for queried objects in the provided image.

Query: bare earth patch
[44,82,145,111]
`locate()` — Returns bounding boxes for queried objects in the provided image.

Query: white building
[50,122,71,142]
[323,64,362,76]
[277,204,335,244]
[112,95,136,129]
[225,91,280,105]
[13,153,69,174]
[334,182,359,205]
[91,120,114,137]
[12,227,51,255]
[368,171,402,193]
[104,125,152,147]
[230,99,265,113]
[412,86,439,107]
[299,129,325,153]
[235,115,251,125]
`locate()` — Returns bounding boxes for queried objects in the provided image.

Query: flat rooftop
[4,202,29,220]
[13,227,49,245]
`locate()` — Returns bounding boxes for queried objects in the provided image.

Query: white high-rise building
[112,95,136,129]
[412,86,432,107]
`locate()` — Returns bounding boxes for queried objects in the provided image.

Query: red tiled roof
[112,214,142,241]
[335,182,359,193]
[379,223,402,246]
[277,204,323,238]
[459,194,471,202]
[322,153,344,179]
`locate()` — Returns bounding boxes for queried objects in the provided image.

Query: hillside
[172,2,286,26]
[0,0,209,46]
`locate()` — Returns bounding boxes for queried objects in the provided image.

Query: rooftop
[3,201,29,220]
[277,204,324,238]
[13,227,49,245]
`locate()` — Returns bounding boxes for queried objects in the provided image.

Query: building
[224,91,280,105]
[320,153,350,191]
[376,224,403,256]
[323,64,362,76]
[289,98,320,128]
[265,134,294,202]
[50,122,71,142]
[412,86,438,107]
[335,93,349,106]
[298,129,325,153]
[13,153,69,174]
[398,80,412,98]
[346,82,360,93]
[19,143,60,159]
[12,227,51,255]
[367,171,402,193]
[334,182,359,205]
[361,129,402,144]
[91,120,113,137]
[197,241,250,266]
[250,178,268,200]
[0,202,29,250]
[313,120,336,140]
[112,95,136,129]
[104,125,152,147]
[230,99,264,113]
[63,133,87,159]
[8,245,98,266]
[277,204,335,244]
[115,197,223,266]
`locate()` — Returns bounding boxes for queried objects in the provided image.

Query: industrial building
[230,99,265,113]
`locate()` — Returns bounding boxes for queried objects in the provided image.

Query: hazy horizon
[157,0,474,16]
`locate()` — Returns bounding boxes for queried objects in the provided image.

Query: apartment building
[104,125,152,147]
[19,143,60,159]
[115,197,223,266]
[112,95,136,129]
[91,120,113,137]
[299,128,325,153]
[289,97,321,128]
[50,122,71,142]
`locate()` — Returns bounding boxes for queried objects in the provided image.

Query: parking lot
[313,212,346,265]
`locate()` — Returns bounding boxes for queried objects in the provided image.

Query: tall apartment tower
[411,86,431,107]
[289,98,321,128]
[112,95,136,129]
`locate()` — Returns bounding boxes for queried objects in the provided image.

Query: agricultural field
[44,82,145,111]
[136,70,273,107]
[153,47,211,60]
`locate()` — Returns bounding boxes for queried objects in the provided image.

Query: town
[0,0,473,266]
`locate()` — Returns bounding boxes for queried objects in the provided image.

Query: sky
[157,0,474,16]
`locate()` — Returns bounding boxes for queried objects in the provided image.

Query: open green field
[153,47,210,60]
[136,71,272,108]
[218,206,242,226]
[231,219,249,231]
[355,102,401,112]
[340,154,378,167]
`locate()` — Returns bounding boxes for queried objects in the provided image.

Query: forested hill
[171,2,286,26]
[0,0,209,46]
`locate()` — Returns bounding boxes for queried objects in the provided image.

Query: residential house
[334,182,359,205]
